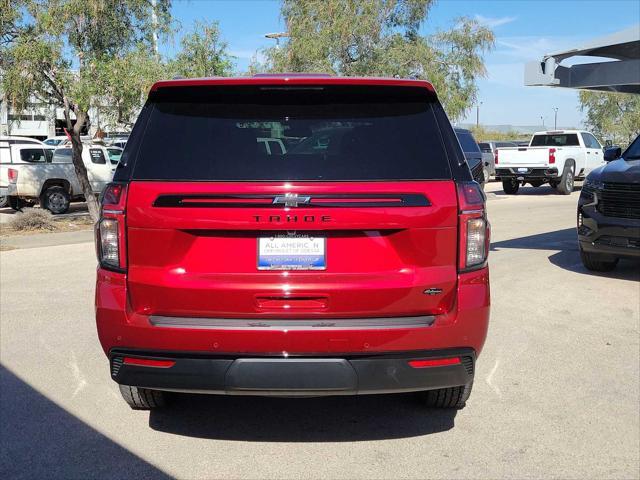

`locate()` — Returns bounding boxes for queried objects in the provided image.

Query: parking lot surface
[1,182,639,479]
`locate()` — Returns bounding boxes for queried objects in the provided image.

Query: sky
[164,0,640,128]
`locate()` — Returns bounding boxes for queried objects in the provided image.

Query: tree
[1,0,172,220]
[170,20,234,78]
[256,0,494,121]
[579,91,640,147]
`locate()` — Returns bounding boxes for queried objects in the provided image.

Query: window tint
[268,140,284,155]
[89,148,107,164]
[19,148,47,163]
[582,133,601,149]
[530,134,579,147]
[478,142,492,153]
[107,148,123,165]
[131,86,452,181]
[52,148,72,163]
[456,131,480,153]
[623,135,640,159]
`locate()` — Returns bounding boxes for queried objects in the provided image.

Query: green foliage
[1,0,172,121]
[0,0,174,220]
[470,125,524,142]
[579,91,640,146]
[170,21,234,78]
[256,0,494,121]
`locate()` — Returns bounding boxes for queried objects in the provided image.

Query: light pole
[553,107,558,129]
[476,101,483,127]
[540,116,545,128]
[265,32,289,48]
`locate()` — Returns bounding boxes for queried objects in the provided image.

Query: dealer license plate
[258,236,326,270]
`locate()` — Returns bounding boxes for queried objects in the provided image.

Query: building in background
[1,90,126,140]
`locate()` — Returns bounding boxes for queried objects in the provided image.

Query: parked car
[96,75,490,410]
[6,144,114,214]
[1,140,52,209]
[43,136,67,146]
[44,135,93,147]
[495,130,605,194]
[577,134,640,271]
[0,136,44,145]
[106,138,128,149]
[454,128,486,186]
[478,141,518,179]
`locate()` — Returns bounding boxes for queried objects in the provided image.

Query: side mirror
[603,146,621,162]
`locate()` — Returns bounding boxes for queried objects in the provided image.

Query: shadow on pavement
[493,184,582,196]
[149,392,457,442]
[0,365,170,480]
[491,227,640,281]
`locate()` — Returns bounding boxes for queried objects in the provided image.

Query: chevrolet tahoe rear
[95,75,490,410]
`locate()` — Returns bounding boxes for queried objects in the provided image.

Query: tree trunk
[67,110,101,222]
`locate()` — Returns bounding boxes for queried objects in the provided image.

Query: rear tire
[0,196,7,208]
[42,186,70,214]
[556,165,575,195]
[502,178,520,194]
[420,382,473,409]
[482,167,490,185]
[118,384,166,410]
[580,248,618,272]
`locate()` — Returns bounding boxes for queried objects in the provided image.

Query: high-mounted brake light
[8,168,18,183]
[456,182,490,271]
[96,183,128,271]
[549,148,556,164]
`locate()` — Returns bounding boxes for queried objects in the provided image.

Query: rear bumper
[96,268,490,358]
[110,348,475,396]
[495,167,558,181]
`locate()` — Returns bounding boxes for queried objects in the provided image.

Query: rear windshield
[130,86,451,181]
[530,134,579,147]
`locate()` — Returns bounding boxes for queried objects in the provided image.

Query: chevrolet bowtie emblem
[273,193,311,207]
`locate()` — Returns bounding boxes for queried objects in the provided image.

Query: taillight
[8,168,18,183]
[494,149,499,165]
[457,182,490,271]
[548,148,556,164]
[96,183,128,271]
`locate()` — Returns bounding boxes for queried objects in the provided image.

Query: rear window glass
[530,134,579,147]
[19,148,47,163]
[52,148,72,163]
[456,132,480,153]
[478,142,491,152]
[89,148,107,164]
[131,86,451,181]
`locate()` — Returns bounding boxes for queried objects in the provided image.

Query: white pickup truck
[494,130,605,194]
[4,144,116,214]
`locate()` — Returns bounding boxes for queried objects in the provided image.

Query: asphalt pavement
[1,182,638,479]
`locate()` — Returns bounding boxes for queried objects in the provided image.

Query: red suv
[95,75,490,410]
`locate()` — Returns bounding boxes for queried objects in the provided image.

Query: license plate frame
[257,235,327,271]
